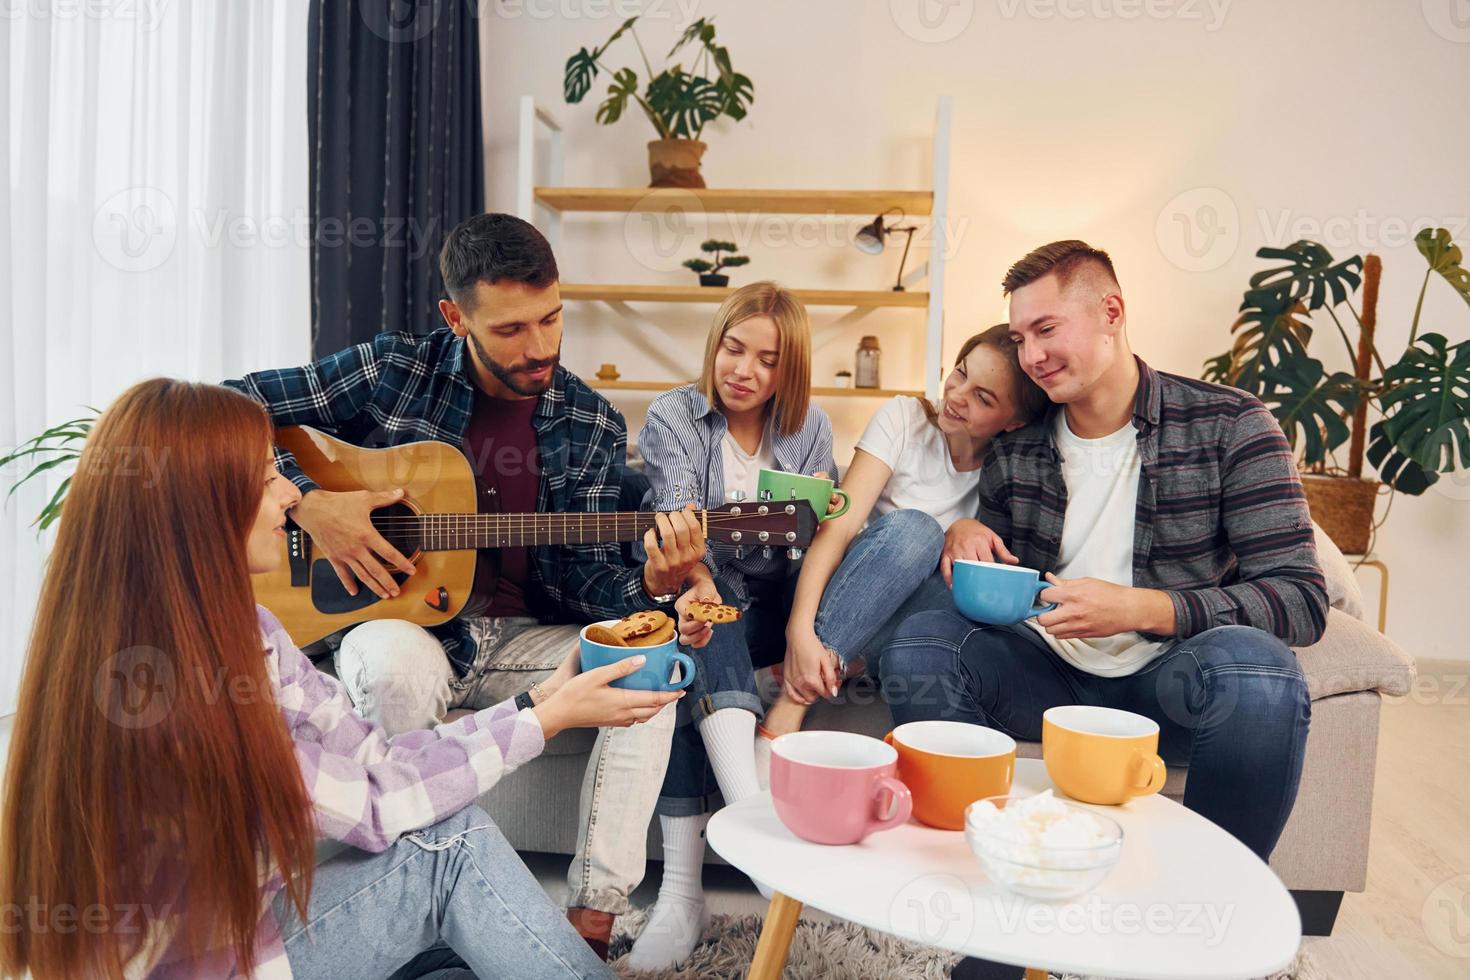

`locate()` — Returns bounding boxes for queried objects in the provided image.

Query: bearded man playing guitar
[225,212,709,959]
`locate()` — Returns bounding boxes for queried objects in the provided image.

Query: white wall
[478,0,1470,661]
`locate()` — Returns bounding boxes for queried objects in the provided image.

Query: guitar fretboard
[374,511,671,551]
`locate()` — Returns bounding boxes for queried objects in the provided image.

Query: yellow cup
[1042,705,1167,805]
[884,721,1015,830]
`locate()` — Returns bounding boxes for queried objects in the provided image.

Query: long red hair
[0,379,315,978]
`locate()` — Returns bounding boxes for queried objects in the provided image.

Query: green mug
[756,468,851,522]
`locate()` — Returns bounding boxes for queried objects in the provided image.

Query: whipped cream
[965,791,1121,897]
[967,790,1115,852]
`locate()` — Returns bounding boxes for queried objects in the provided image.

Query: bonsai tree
[1202,228,1470,496]
[682,239,750,281]
[564,16,753,141]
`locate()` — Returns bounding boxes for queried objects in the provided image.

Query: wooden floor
[1298,658,1470,979]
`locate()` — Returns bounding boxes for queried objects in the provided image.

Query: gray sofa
[469,525,1417,935]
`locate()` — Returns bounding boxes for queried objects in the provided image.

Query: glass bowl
[964,792,1123,901]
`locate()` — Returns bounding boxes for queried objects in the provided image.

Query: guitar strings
[367,512,803,525]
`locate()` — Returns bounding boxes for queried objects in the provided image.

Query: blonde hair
[698,281,812,438]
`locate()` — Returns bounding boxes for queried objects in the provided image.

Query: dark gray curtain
[308,0,485,354]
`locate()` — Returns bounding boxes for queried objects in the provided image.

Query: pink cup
[769,731,913,845]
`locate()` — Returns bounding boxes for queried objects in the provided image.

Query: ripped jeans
[274,805,611,980]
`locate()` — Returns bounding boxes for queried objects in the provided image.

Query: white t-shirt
[1024,411,1171,676]
[855,396,982,532]
[720,429,776,502]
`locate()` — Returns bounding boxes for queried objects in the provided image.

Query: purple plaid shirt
[132,606,546,978]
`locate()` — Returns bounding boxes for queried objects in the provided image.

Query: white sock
[753,729,774,792]
[626,814,710,971]
[698,708,762,806]
[699,709,778,898]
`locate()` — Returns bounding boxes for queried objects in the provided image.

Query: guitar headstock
[704,500,818,549]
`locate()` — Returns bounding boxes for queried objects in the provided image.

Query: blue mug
[579,621,695,691]
[951,560,1058,625]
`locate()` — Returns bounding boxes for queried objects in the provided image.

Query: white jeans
[334,617,674,916]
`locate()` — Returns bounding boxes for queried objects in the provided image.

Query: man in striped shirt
[882,241,1324,883]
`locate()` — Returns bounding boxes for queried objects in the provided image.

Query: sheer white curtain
[2,1,311,715]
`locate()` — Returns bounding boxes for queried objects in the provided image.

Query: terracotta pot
[1301,474,1379,555]
[648,139,707,188]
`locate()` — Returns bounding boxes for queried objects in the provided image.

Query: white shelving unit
[516,95,952,400]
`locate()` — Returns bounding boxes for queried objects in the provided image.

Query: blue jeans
[275,805,611,980]
[658,509,944,815]
[879,614,1311,861]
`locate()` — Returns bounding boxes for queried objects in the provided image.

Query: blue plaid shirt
[224,328,650,675]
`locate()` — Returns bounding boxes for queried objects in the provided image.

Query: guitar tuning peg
[734,545,745,559]
[730,489,747,502]
[788,547,804,561]
[761,546,773,559]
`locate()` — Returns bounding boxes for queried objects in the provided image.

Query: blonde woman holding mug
[627,282,844,969]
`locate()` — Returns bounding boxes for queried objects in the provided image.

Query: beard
[467,331,561,397]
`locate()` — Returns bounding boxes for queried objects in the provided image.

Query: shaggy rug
[607,907,1324,980]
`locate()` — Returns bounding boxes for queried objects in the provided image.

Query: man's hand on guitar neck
[290,488,417,599]
[641,504,706,600]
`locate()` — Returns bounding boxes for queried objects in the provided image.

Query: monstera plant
[1202,229,1470,552]
[564,15,753,188]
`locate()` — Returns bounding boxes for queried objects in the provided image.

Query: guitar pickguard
[308,560,412,615]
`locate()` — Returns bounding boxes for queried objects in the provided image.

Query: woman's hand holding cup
[532,648,684,739]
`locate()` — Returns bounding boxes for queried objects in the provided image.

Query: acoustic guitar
[252,426,819,645]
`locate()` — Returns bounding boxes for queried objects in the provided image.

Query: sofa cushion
[1313,521,1365,621]
[1292,607,1416,699]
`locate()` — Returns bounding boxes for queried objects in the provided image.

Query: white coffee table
[707,759,1301,980]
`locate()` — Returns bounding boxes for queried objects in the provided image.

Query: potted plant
[1,412,97,532]
[563,16,754,188]
[682,239,749,287]
[1201,228,1470,553]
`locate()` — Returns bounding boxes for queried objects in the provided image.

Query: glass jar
[855,336,881,389]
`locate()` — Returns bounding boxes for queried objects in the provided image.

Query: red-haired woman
[0,379,672,979]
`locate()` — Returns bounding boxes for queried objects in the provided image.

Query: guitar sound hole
[371,502,423,559]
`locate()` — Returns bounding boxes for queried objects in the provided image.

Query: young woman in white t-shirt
[761,324,1050,740]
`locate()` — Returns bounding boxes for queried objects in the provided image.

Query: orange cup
[1042,705,1167,805]
[884,721,1015,830]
